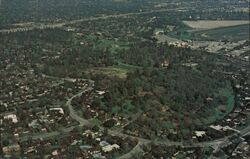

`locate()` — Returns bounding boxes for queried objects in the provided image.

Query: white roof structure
[4,114,18,123]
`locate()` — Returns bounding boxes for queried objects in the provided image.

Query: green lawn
[193,24,250,41]
[84,65,130,79]
[84,35,130,54]
[167,24,249,41]
[117,61,141,70]
[89,118,102,126]
[202,84,235,125]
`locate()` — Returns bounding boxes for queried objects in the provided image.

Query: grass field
[193,24,250,41]
[168,23,249,41]
[201,84,235,125]
[84,65,130,79]
[117,61,141,70]
[183,20,249,29]
[85,35,130,54]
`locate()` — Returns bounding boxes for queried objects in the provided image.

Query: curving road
[66,84,93,126]
[18,74,250,158]
[60,76,250,158]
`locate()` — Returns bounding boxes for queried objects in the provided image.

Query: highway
[0,8,186,34]
[2,6,248,158]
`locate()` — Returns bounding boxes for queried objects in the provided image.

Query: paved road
[18,74,250,158]
[0,8,186,34]
[18,75,93,141]
[118,141,145,159]
[66,85,93,126]
[42,74,95,127]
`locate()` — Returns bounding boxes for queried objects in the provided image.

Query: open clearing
[193,24,250,41]
[84,66,129,79]
[167,24,249,41]
[183,20,249,29]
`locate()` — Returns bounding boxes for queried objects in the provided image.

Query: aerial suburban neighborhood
[0,0,249,158]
